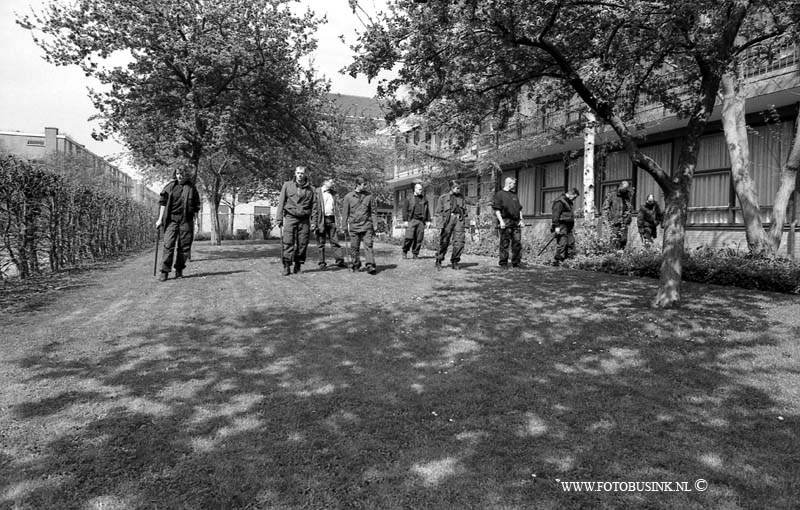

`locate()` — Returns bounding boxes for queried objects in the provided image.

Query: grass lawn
[1,240,799,509]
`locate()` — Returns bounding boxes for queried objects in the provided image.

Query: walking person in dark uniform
[313,177,345,269]
[492,176,525,268]
[602,180,634,250]
[276,166,316,276]
[401,183,431,259]
[434,180,476,270]
[154,165,201,281]
[342,176,377,275]
[552,187,579,266]
[637,193,664,248]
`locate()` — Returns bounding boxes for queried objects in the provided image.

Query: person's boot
[293,261,302,274]
[283,263,292,276]
[335,258,346,268]
[451,262,460,270]
[435,259,442,270]
[158,271,169,282]
[318,261,327,270]
[175,269,183,278]
[402,251,408,259]
[366,264,377,275]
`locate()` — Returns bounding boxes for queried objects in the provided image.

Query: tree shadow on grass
[179,270,247,279]
[3,266,799,509]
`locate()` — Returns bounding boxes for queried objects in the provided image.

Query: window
[600,151,633,205]
[691,171,731,208]
[690,134,731,209]
[518,167,536,215]
[26,139,45,146]
[636,144,672,207]
[567,156,584,214]
[540,161,564,215]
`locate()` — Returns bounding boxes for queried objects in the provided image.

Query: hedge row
[1,152,156,279]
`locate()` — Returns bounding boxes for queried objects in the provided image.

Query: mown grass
[1,240,798,509]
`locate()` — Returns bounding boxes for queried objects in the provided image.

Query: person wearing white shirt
[312,178,345,269]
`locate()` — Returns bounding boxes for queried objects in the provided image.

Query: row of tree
[0,152,155,278]
[20,0,391,246]
[347,0,800,308]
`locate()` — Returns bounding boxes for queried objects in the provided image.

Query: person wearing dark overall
[155,165,201,281]
[552,187,579,266]
[637,193,664,248]
[493,176,525,268]
[276,166,316,276]
[434,180,475,270]
[602,180,634,250]
[342,176,378,275]
[313,177,345,269]
[401,182,431,259]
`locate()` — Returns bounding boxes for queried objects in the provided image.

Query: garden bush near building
[0,152,156,279]
[388,222,800,295]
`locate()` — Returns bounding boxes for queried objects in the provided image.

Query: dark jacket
[312,187,340,230]
[492,189,523,220]
[637,202,664,236]
[435,192,475,226]
[552,194,575,232]
[159,179,200,230]
[602,189,633,225]
[277,179,315,222]
[402,194,431,223]
[343,190,377,233]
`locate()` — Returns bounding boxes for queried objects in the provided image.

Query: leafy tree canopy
[19,0,340,186]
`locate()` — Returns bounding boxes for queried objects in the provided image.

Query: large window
[566,156,584,214]
[692,134,731,209]
[637,143,672,206]
[518,167,536,215]
[540,161,564,215]
[600,151,632,204]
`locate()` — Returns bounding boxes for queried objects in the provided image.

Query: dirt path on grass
[1,240,799,509]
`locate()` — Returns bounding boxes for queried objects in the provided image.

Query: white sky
[0,0,388,173]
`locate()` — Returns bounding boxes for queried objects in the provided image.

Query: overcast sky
[0,0,388,172]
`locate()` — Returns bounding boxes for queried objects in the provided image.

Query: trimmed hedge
[1,152,156,279]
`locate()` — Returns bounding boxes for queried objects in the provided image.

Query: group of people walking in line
[153,167,663,281]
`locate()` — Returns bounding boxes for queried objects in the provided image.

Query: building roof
[328,93,386,120]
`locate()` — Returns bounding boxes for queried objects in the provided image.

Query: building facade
[387,42,800,258]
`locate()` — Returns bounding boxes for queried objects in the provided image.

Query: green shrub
[559,245,799,294]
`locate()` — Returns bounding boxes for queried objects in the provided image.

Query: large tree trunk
[652,183,689,308]
[720,73,772,254]
[768,111,800,250]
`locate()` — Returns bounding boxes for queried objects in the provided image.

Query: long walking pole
[153,227,161,277]
[537,234,557,257]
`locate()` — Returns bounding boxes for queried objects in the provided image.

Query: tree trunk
[230,204,236,237]
[583,112,596,223]
[720,73,772,254]
[768,111,800,250]
[209,198,222,246]
[653,183,689,308]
